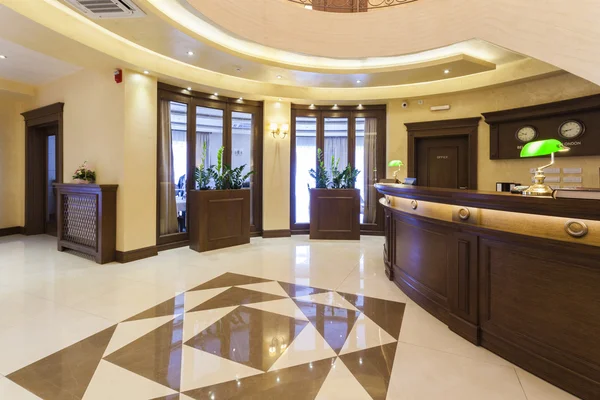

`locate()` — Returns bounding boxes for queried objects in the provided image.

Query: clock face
[516,126,538,143]
[559,120,585,139]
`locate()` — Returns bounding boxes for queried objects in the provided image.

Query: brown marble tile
[187,287,286,313]
[293,300,361,354]
[189,273,273,291]
[125,293,186,322]
[339,342,398,400]
[278,281,329,298]
[183,356,336,400]
[338,292,406,339]
[8,325,117,400]
[185,306,308,372]
[104,315,184,391]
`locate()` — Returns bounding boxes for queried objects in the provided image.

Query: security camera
[401,101,409,109]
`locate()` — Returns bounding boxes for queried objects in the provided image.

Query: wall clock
[558,120,585,139]
[515,125,538,143]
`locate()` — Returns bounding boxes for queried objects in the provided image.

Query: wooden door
[416,136,469,189]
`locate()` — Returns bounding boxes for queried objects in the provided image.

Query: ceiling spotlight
[356,80,361,83]
[236,67,242,72]
[276,75,282,79]
[239,97,243,101]
[444,69,450,74]
[0,55,6,59]
[304,5,313,9]
[358,104,362,107]
[143,70,149,74]
[333,104,338,108]
[187,50,194,56]
[214,92,218,96]
[187,87,192,91]
[278,98,282,101]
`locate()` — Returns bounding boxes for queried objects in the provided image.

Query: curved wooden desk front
[375,183,600,400]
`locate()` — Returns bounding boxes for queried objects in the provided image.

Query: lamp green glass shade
[388,160,404,167]
[520,139,569,158]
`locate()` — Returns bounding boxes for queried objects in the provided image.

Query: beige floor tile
[235,281,289,297]
[516,367,580,400]
[387,342,526,400]
[340,313,396,355]
[183,287,230,312]
[103,315,176,357]
[0,375,42,399]
[182,306,237,342]
[244,298,309,321]
[294,291,360,311]
[269,323,336,371]
[83,360,177,400]
[398,302,511,366]
[315,358,372,400]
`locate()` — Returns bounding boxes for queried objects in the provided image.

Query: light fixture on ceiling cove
[356,80,361,84]
[0,55,6,59]
[213,92,218,96]
[187,87,192,91]
[143,70,149,74]
[444,69,451,74]
[187,50,194,56]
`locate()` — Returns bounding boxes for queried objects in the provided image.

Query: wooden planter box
[189,189,250,252]
[309,188,360,240]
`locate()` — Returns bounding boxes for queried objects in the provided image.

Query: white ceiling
[0,36,81,85]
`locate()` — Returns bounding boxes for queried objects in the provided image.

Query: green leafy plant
[330,155,345,189]
[209,146,254,190]
[309,149,330,189]
[194,142,212,190]
[342,164,360,189]
[72,161,96,183]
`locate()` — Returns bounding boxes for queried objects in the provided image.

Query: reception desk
[375,183,600,399]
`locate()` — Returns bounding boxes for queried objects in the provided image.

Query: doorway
[22,103,64,236]
[406,117,480,190]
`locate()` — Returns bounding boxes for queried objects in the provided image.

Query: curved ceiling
[0,0,593,101]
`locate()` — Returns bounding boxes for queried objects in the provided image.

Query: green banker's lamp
[520,139,570,197]
[388,160,404,183]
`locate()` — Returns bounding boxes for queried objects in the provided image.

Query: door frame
[22,103,64,236]
[406,117,480,190]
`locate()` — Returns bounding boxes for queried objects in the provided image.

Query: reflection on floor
[0,235,577,400]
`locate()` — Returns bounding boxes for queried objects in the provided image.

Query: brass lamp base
[522,183,554,197]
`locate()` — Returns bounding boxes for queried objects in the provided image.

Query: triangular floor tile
[269,323,336,372]
[183,356,335,400]
[315,358,373,400]
[183,287,230,312]
[124,293,185,322]
[179,395,195,400]
[104,315,176,357]
[180,345,264,392]
[338,292,406,339]
[340,313,397,355]
[294,300,361,354]
[104,315,184,391]
[8,325,117,400]
[150,395,180,400]
[236,281,289,297]
[83,360,177,400]
[278,282,329,298]
[188,273,273,291]
[187,287,286,313]
[295,291,359,311]
[244,298,308,321]
[182,306,237,342]
[339,342,398,400]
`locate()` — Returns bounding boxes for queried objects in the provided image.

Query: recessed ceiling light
[214,92,218,96]
[333,104,338,107]
[356,80,361,83]
[236,67,242,72]
[0,55,6,59]
[304,5,313,9]
[444,69,450,74]
[310,104,315,107]
[276,75,282,79]
[187,50,194,56]
[278,98,282,101]
[143,70,149,74]
[239,97,243,101]
[187,87,192,91]
[358,104,362,107]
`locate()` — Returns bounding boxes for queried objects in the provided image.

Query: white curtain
[158,100,179,235]
[363,118,378,223]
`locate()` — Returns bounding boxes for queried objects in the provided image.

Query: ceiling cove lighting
[444,69,451,74]
[187,87,192,91]
[187,50,194,56]
[276,75,282,79]
[143,70,149,74]
[0,55,6,59]
[356,80,361,83]
[213,92,218,96]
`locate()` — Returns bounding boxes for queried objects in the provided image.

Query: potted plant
[72,161,96,184]
[309,149,361,240]
[188,145,254,252]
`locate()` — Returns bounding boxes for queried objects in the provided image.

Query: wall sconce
[270,122,289,139]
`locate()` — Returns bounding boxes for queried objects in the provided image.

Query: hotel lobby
[0,0,599,399]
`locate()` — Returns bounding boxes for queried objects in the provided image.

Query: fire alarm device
[114,69,123,84]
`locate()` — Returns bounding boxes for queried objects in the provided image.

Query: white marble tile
[295,291,359,311]
[269,323,336,372]
[103,315,176,357]
[340,313,396,355]
[0,375,42,399]
[235,281,289,297]
[184,287,230,312]
[244,298,308,321]
[182,306,238,343]
[315,358,372,400]
[516,367,579,400]
[388,342,527,400]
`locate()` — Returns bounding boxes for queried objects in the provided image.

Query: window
[157,86,263,246]
[290,106,386,234]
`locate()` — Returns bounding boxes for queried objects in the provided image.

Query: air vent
[64,0,145,19]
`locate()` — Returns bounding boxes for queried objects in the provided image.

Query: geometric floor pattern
[7,272,406,400]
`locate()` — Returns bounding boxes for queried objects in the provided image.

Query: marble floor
[0,234,578,400]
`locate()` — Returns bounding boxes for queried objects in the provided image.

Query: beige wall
[262,100,291,231]
[36,68,157,251]
[0,93,31,229]
[387,73,600,191]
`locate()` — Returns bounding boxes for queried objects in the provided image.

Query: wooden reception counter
[375,183,600,399]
